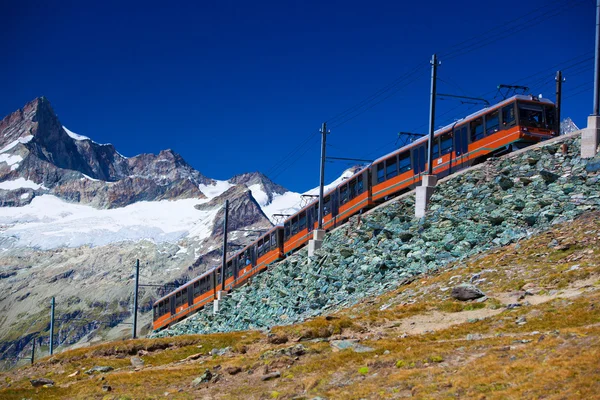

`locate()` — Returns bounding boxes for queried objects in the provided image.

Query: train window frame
[398,152,411,173]
[470,117,484,142]
[348,178,357,200]
[323,196,331,216]
[270,232,277,250]
[376,162,385,184]
[357,175,364,194]
[284,222,290,239]
[518,102,544,128]
[502,103,516,128]
[340,185,349,204]
[544,105,556,129]
[432,138,440,158]
[440,133,453,156]
[291,216,298,235]
[299,213,307,231]
[485,110,500,135]
[386,156,398,179]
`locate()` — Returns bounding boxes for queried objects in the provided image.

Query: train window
[284,223,290,239]
[299,213,307,230]
[398,152,411,172]
[440,133,453,155]
[270,232,277,250]
[502,104,516,128]
[323,196,331,216]
[471,117,484,141]
[257,239,264,257]
[357,175,364,194]
[518,103,543,128]
[386,156,398,179]
[291,217,298,235]
[340,185,349,204]
[176,291,182,307]
[486,110,500,135]
[376,162,385,183]
[432,139,440,158]
[226,261,233,278]
[194,281,200,296]
[349,179,357,200]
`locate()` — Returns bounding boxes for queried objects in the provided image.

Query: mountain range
[0,97,358,368]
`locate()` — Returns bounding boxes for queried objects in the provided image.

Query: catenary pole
[49,297,55,355]
[317,122,327,230]
[594,0,600,115]
[427,54,439,175]
[132,259,139,339]
[555,71,563,134]
[221,200,229,292]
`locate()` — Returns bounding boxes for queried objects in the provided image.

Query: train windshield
[518,102,555,129]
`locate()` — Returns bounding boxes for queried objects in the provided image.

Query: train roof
[372,95,554,165]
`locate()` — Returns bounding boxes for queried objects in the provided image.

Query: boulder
[30,378,54,387]
[451,284,485,301]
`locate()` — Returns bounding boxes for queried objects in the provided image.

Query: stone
[102,385,112,392]
[67,370,80,377]
[330,340,375,353]
[191,369,213,387]
[451,284,485,301]
[261,371,281,381]
[130,356,144,368]
[496,176,514,190]
[30,378,54,387]
[539,170,560,183]
[84,366,114,375]
[225,366,242,375]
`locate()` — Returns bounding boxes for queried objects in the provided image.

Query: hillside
[0,209,598,399]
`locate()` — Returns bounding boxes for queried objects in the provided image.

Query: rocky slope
[1,207,599,399]
[157,132,600,337]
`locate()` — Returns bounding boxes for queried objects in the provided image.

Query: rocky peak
[196,185,273,236]
[229,171,288,205]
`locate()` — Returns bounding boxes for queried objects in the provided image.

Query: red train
[153,94,557,331]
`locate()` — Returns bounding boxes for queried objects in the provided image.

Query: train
[152,94,557,331]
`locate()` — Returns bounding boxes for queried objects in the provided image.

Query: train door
[331,190,340,227]
[187,287,194,307]
[454,125,469,167]
[306,204,315,233]
[412,145,426,175]
[169,296,175,315]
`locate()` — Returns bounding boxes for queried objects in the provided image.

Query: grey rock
[330,340,375,353]
[30,378,54,387]
[539,170,560,183]
[191,369,213,387]
[130,356,144,368]
[451,284,485,301]
[85,366,114,375]
[261,371,281,381]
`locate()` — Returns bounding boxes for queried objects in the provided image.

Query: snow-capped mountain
[0,97,358,365]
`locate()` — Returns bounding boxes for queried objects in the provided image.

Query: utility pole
[427,53,440,175]
[309,123,328,257]
[317,122,327,230]
[221,200,229,292]
[555,71,564,135]
[416,54,440,218]
[583,0,600,158]
[49,297,55,355]
[132,259,140,339]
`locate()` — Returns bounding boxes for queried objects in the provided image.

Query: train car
[153,94,556,332]
[152,267,217,331]
[153,226,285,331]
[370,95,556,202]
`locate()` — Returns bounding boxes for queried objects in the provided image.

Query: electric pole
[427,54,440,175]
[555,71,564,135]
[221,199,229,292]
[49,297,55,355]
[132,259,140,339]
[595,0,600,116]
[317,122,327,230]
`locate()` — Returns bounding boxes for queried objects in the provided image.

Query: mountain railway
[152,94,558,332]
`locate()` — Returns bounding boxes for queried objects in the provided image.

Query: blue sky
[1,0,594,192]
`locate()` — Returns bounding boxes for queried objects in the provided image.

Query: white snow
[248,183,269,206]
[198,180,234,199]
[0,135,33,154]
[0,154,23,170]
[63,126,90,141]
[0,195,219,250]
[81,174,100,182]
[20,193,30,199]
[0,178,44,191]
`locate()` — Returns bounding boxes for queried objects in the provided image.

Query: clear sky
[1,0,594,192]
